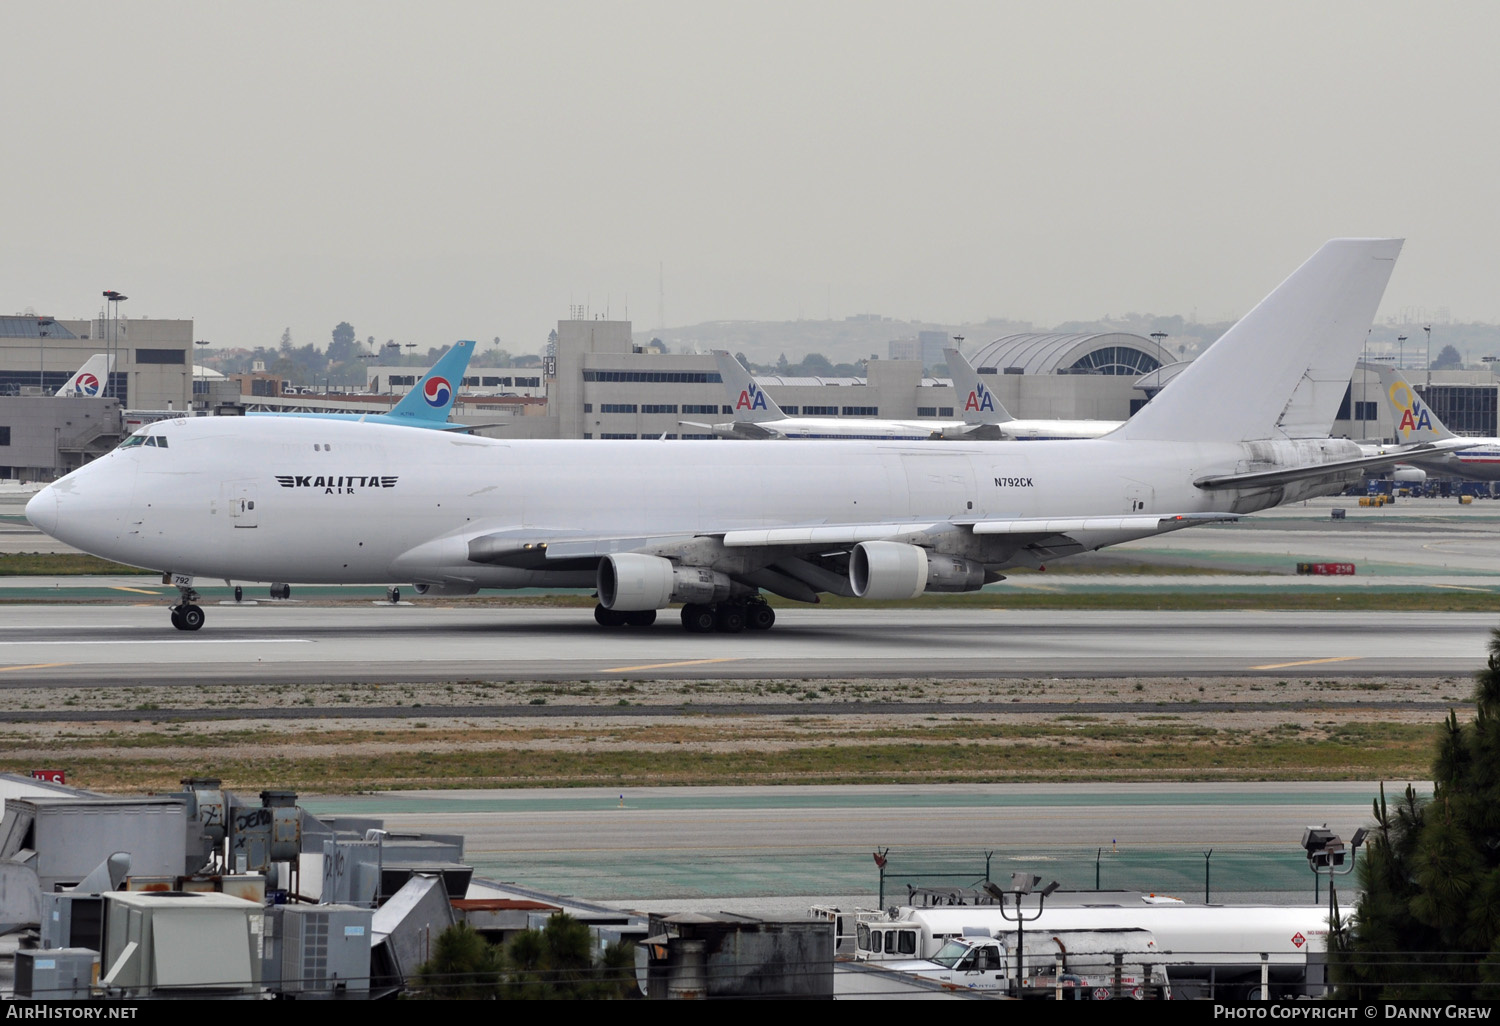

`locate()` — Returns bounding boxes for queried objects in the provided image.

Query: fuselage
[28,416,1363,588]
[723,417,1119,441]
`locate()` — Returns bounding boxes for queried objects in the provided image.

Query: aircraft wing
[1194,438,1477,489]
[452,512,1240,593]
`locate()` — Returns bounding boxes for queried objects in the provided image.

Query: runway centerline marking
[604,658,741,673]
[1249,656,1363,670]
[0,663,72,673]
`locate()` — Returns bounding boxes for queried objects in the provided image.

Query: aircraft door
[226,482,258,528]
[901,454,977,516]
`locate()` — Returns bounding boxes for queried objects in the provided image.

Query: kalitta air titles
[275,475,398,494]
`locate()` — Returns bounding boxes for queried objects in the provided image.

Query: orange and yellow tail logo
[1389,381,1434,438]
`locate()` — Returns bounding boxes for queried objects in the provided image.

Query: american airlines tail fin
[714,351,787,423]
[1361,361,1455,443]
[386,340,476,424]
[944,348,1014,426]
[56,354,112,397]
[1112,239,1402,444]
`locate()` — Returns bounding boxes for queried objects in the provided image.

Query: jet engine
[849,542,986,599]
[1391,465,1426,484]
[597,553,733,611]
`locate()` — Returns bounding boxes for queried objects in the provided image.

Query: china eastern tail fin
[944,348,1013,426]
[1112,239,1402,444]
[714,351,786,424]
[1362,361,1455,443]
[56,354,113,397]
[385,340,476,424]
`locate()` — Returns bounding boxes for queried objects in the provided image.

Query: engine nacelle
[597,553,733,611]
[850,542,986,599]
[1392,465,1426,484]
[923,552,989,593]
[412,581,480,597]
[850,541,928,599]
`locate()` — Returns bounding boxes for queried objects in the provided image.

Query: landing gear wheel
[714,603,746,634]
[170,608,184,630]
[624,609,657,627]
[233,586,243,603]
[594,604,629,627]
[386,586,401,604]
[270,583,291,600]
[747,602,776,631]
[680,603,716,633]
[174,604,205,632]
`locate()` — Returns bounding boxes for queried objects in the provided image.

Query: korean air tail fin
[1361,361,1454,443]
[386,340,476,424]
[944,348,1014,426]
[714,351,786,423]
[1111,239,1402,444]
[56,354,113,397]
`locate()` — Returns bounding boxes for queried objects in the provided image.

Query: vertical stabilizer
[386,340,476,424]
[714,351,786,423]
[56,354,113,397]
[1362,361,1454,443]
[1112,239,1402,443]
[944,348,1014,426]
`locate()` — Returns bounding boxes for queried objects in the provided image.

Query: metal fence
[875,845,1330,907]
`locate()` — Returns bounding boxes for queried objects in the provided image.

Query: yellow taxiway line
[1249,656,1363,670]
[605,658,741,673]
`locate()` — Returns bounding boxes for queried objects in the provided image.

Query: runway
[302,782,1393,904]
[0,603,1489,686]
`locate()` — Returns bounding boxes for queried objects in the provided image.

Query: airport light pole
[1425,325,1432,390]
[1398,335,1407,370]
[985,874,1059,998]
[103,291,127,401]
[1361,331,1369,438]
[36,318,54,389]
[1302,826,1367,922]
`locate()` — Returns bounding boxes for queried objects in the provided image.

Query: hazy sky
[4,1,1496,354]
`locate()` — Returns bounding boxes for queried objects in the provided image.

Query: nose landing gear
[170,581,205,632]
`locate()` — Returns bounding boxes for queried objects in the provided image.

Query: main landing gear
[170,583,205,632]
[680,598,775,634]
[592,598,777,632]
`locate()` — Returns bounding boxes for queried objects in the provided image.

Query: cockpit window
[118,434,167,449]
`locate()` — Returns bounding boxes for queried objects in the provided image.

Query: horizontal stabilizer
[1194,439,1475,489]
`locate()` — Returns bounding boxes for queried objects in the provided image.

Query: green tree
[500,913,635,1000]
[1432,344,1464,370]
[328,322,358,364]
[412,922,503,1000]
[1331,628,1500,998]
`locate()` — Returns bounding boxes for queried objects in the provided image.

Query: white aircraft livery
[55,354,114,397]
[685,350,1003,440]
[944,348,1119,441]
[26,239,1467,633]
[1366,362,1500,481]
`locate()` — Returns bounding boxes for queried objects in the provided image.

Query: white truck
[881,927,1170,998]
[855,900,1332,1000]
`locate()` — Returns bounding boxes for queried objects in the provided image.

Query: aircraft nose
[25,485,58,537]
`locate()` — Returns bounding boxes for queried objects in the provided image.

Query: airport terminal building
[0,314,195,479]
[521,320,1174,441]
